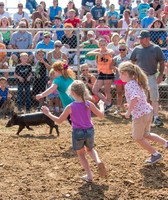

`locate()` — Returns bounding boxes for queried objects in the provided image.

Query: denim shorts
[72,127,94,151]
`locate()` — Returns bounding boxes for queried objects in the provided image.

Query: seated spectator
[10,21,34,65]
[79,31,98,68]
[35,31,55,58]
[81,12,96,41]
[61,23,77,65]
[80,63,99,104]
[0,77,12,111]
[32,21,52,48]
[105,0,110,12]
[125,18,141,50]
[105,4,119,28]
[118,9,132,38]
[0,38,9,78]
[32,49,51,110]
[40,1,48,13]
[64,0,79,20]
[0,17,12,54]
[31,4,49,27]
[32,18,44,37]
[14,53,32,113]
[91,0,106,23]
[149,19,167,48]
[26,0,38,14]
[107,33,120,55]
[161,5,168,27]
[13,3,30,28]
[141,7,156,28]
[150,0,162,18]
[64,9,81,28]
[131,0,141,18]
[138,0,150,21]
[96,17,112,43]
[48,0,62,23]
[0,2,12,25]
[47,40,68,65]
[52,16,64,41]
[80,0,95,19]
[119,0,132,17]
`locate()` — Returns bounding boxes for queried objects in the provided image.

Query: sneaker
[105,103,113,113]
[153,117,164,127]
[145,153,163,165]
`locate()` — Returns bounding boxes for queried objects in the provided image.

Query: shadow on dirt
[61,146,77,159]
[77,182,109,200]
[11,134,58,140]
[139,163,168,189]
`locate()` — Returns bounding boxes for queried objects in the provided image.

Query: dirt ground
[0,111,168,200]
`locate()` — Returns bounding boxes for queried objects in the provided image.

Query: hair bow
[63,63,68,70]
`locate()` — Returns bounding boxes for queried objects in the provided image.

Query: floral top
[125,80,152,120]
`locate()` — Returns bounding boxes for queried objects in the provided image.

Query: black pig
[6,112,59,136]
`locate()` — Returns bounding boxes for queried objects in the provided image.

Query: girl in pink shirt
[118,61,168,165]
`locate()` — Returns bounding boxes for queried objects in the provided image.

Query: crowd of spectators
[0,0,168,120]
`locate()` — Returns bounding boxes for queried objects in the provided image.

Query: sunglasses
[44,36,50,38]
[55,45,61,48]
[119,49,126,51]
[0,4,4,6]
[82,69,89,71]
[36,22,41,24]
[18,6,23,8]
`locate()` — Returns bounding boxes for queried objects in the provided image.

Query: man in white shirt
[0,2,12,25]
[13,3,30,27]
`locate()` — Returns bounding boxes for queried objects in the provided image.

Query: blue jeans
[26,0,38,14]
[17,82,31,110]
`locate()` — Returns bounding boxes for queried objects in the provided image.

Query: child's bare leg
[144,133,168,147]
[86,148,101,164]
[76,148,93,180]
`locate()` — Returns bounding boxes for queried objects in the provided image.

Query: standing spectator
[105,4,119,28]
[138,0,150,21]
[26,0,38,14]
[112,42,130,114]
[118,9,132,38]
[32,49,51,110]
[52,16,64,41]
[131,0,141,18]
[10,21,34,65]
[141,7,156,28]
[41,80,107,182]
[0,37,9,78]
[48,0,62,23]
[61,23,77,65]
[96,17,112,42]
[87,38,114,112]
[64,9,81,28]
[31,4,49,26]
[0,2,12,25]
[130,30,165,126]
[13,3,30,27]
[81,12,96,41]
[91,0,106,22]
[14,53,32,113]
[80,0,96,19]
[64,0,79,20]
[149,0,162,18]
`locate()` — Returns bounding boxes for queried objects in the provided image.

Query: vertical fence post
[76,28,81,79]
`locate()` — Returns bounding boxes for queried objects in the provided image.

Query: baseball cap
[138,30,150,39]
[43,31,50,36]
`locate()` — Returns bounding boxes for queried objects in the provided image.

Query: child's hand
[19,77,24,83]
[125,111,130,119]
[36,94,43,100]
[41,106,50,115]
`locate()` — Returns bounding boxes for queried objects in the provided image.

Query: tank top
[70,101,93,129]
[97,53,113,74]
[120,19,129,37]
[50,51,63,65]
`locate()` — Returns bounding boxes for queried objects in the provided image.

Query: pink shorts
[114,79,126,85]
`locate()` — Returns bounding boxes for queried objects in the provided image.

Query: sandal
[81,175,93,183]
[97,162,107,178]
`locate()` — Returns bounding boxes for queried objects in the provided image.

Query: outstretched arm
[36,84,57,100]
[90,100,104,118]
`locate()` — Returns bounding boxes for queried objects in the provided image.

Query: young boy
[14,53,32,113]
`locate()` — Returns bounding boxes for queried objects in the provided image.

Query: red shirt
[64,17,80,28]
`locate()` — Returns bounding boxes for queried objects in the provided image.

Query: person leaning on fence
[118,61,168,165]
[0,77,13,115]
[87,38,114,112]
[41,80,107,182]
[130,30,165,127]
[14,53,32,113]
[10,21,34,66]
[0,37,9,79]
[32,49,51,111]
